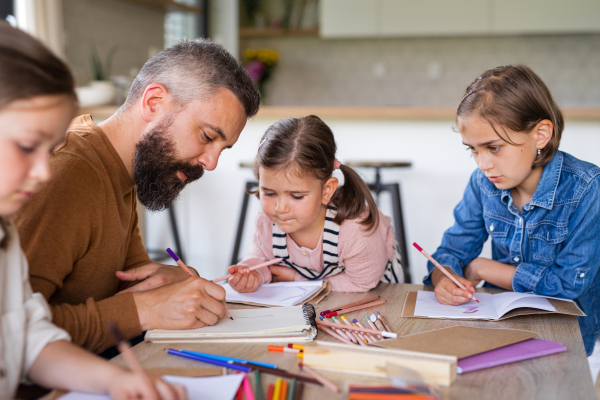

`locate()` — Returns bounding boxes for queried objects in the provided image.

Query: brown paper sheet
[372,326,539,359]
[400,291,585,320]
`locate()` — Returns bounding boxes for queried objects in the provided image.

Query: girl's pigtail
[331,164,379,232]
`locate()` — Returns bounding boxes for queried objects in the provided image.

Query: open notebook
[223,281,330,307]
[401,290,585,320]
[145,305,317,343]
[59,374,244,400]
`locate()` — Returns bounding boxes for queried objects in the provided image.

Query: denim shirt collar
[500,151,563,211]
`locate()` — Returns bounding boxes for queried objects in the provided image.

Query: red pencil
[325,300,388,318]
[413,242,479,303]
[267,384,274,400]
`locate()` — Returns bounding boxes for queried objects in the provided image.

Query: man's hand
[116,263,198,294]
[227,265,262,293]
[269,265,296,283]
[431,268,476,306]
[132,277,226,331]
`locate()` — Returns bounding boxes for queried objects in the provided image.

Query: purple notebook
[456,338,567,374]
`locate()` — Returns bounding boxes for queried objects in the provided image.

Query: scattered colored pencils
[325,299,388,318]
[212,258,283,283]
[166,348,251,372]
[413,242,479,303]
[181,349,277,369]
[167,247,233,319]
[232,362,320,386]
[317,320,397,338]
[319,325,355,345]
[320,295,381,316]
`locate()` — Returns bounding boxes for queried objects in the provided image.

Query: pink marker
[413,242,479,303]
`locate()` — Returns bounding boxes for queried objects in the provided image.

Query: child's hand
[269,265,296,282]
[109,372,187,400]
[227,265,262,293]
[431,268,476,305]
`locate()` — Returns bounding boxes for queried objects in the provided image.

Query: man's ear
[322,177,339,205]
[140,83,169,123]
[535,119,554,150]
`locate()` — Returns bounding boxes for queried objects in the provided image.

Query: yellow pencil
[272,378,282,400]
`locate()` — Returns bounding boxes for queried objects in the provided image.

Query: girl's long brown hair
[0,24,76,110]
[254,115,379,231]
[456,65,563,169]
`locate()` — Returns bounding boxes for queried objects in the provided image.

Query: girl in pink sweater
[228,115,403,293]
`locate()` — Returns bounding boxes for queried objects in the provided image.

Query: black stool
[145,205,185,264]
[230,161,412,283]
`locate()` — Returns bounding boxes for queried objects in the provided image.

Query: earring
[537,148,541,155]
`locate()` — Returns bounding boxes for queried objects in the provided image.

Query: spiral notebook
[145,305,317,343]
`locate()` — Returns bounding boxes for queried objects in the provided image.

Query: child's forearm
[469,258,516,290]
[27,340,123,394]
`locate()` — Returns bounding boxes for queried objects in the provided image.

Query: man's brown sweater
[15,115,151,353]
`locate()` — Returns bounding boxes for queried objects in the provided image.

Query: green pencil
[254,369,263,400]
[287,378,297,400]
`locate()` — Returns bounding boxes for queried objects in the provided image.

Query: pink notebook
[457,338,566,374]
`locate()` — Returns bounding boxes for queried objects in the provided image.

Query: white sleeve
[22,284,71,380]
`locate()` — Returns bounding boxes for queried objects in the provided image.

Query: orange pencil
[280,379,288,400]
[413,242,479,303]
[167,247,234,320]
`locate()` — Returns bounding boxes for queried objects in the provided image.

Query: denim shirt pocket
[484,215,511,247]
[528,222,568,262]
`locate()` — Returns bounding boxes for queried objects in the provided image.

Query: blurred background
[3,0,600,282]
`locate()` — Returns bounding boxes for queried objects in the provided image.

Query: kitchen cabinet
[320,0,600,38]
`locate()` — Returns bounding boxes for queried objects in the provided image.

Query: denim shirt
[423,151,600,355]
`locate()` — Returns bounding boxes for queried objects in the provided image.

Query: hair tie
[333,158,342,170]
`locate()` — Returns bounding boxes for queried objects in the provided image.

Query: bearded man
[14,39,260,354]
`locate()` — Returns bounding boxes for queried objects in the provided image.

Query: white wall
[145,118,600,283]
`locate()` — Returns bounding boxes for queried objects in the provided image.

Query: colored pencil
[268,345,301,354]
[319,325,355,345]
[324,300,388,318]
[331,316,359,344]
[212,258,283,283]
[298,363,340,393]
[254,370,263,400]
[273,378,282,400]
[317,320,398,338]
[108,323,158,398]
[370,314,384,331]
[342,316,368,344]
[288,344,305,350]
[413,242,479,303]
[166,348,251,372]
[266,384,274,400]
[320,295,381,316]
[287,379,296,400]
[236,384,243,400]
[232,363,320,385]
[294,382,304,400]
[167,247,233,320]
[353,318,378,342]
[181,350,277,369]
[242,373,256,400]
[166,248,195,277]
[280,379,288,400]
[366,317,382,339]
[375,311,393,333]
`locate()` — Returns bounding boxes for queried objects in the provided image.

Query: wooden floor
[112,283,596,400]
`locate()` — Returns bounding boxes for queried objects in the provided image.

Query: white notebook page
[223,281,324,307]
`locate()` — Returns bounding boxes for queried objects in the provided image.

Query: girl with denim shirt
[423,65,600,360]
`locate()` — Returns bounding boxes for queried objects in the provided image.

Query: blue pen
[181,349,278,369]
[166,349,251,372]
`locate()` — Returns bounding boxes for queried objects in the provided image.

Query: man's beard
[133,121,204,212]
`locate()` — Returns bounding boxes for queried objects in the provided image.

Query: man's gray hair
[123,38,260,117]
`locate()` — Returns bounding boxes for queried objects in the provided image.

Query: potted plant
[75,45,118,107]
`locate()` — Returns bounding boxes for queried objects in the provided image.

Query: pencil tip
[230,317,234,320]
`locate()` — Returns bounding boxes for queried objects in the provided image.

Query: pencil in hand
[413,242,479,303]
[167,247,233,320]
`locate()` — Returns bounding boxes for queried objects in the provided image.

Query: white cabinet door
[492,0,600,34]
[320,0,382,38]
[381,0,491,36]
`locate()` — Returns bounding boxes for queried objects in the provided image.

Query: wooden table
[112,283,596,400]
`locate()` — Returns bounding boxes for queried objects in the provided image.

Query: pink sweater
[239,209,395,292]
